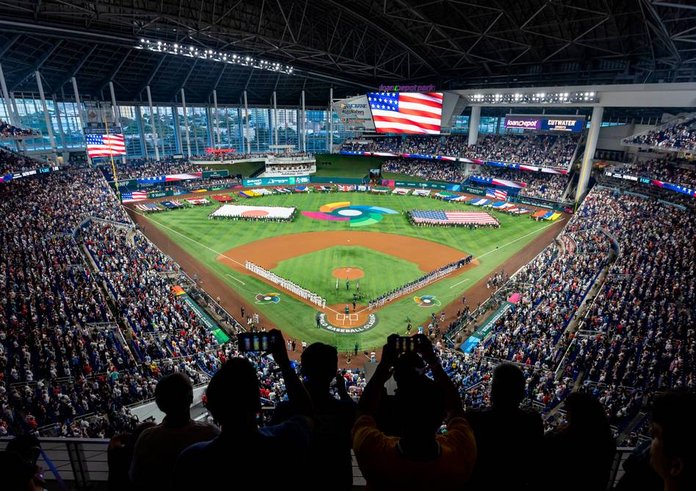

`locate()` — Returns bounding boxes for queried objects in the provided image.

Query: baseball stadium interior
[1,1,696,490]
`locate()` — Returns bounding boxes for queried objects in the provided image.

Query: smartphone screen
[392,336,418,353]
[238,332,273,352]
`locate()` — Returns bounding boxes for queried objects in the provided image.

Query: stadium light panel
[136,38,294,74]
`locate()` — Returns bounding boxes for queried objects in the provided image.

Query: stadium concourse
[2,0,696,489]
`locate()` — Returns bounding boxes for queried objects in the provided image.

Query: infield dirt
[216,231,475,272]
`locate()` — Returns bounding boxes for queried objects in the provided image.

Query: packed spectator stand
[466,166,571,202]
[623,114,696,151]
[0,147,50,176]
[0,120,39,138]
[606,157,696,190]
[98,158,207,181]
[344,133,579,169]
[441,185,695,445]
[383,158,464,182]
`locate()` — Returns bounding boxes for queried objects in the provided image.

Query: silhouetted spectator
[649,391,696,491]
[173,329,313,490]
[272,342,356,490]
[352,334,477,490]
[0,450,45,491]
[129,373,219,490]
[107,421,156,491]
[465,363,543,490]
[543,392,616,491]
[615,439,662,491]
[374,350,428,437]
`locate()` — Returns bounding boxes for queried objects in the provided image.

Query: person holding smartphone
[173,329,314,490]
[352,334,477,490]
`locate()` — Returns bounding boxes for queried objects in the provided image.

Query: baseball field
[137,182,563,352]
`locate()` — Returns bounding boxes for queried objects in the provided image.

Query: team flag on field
[86,134,126,158]
[485,188,508,201]
[368,92,443,134]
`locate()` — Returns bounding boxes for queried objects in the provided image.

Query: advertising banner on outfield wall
[202,170,230,179]
[242,176,310,187]
[394,180,460,191]
[462,186,486,196]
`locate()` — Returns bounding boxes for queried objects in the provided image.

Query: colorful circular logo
[255,293,281,304]
[414,295,441,308]
[302,201,398,227]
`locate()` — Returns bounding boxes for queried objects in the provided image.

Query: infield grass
[144,191,556,351]
[273,246,423,305]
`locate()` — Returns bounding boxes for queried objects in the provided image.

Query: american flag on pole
[85,134,126,158]
[486,188,508,201]
[368,92,443,134]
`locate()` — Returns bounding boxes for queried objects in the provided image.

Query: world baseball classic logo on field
[414,295,441,307]
[255,293,281,305]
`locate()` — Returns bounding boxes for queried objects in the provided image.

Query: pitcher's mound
[332,267,364,280]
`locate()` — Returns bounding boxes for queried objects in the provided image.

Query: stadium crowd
[98,158,210,181]
[467,166,570,202]
[0,147,49,175]
[382,158,464,182]
[560,189,695,418]
[343,133,579,169]
[625,115,696,151]
[0,120,38,138]
[607,157,696,189]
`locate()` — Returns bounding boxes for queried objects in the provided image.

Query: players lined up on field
[245,260,326,308]
[368,255,473,309]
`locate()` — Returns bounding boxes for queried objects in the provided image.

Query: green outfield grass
[143,191,557,352]
[193,160,265,177]
[273,246,423,304]
[314,154,439,182]
[195,153,446,183]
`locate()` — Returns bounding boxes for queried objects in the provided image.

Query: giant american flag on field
[86,133,126,158]
[368,92,443,134]
[410,210,499,226]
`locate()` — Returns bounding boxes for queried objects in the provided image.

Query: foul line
[449,278,470,289]
[226,274,246,286]
[477,218,563,260]
[140,213,245,267]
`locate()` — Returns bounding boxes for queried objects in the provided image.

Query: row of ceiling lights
[136,39,294,75]
[467,91,598,104]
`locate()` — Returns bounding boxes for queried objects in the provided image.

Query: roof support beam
[11,40,62,91]
[99,49,133,92]
[139,55,166,96]
[59,45,97,87]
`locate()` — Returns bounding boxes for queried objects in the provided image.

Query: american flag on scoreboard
[368,92,443,134]
[121,191,148,203]
[85,133,126,158]
[486,188,508,201]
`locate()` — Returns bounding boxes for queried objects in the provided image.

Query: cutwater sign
[242,176,310,187]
